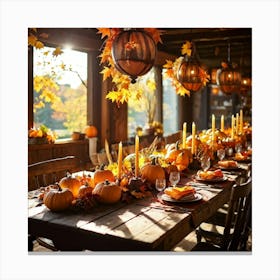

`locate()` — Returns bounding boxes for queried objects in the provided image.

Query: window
[162,69,179,136]
[127,68,156,137]
[33,46,88,140]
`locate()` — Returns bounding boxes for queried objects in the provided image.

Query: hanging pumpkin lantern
[217,64,241,95]
[217,43,241,95]
[177,57,204,92]
[239,77,251,95]
[111,29,156,83]
[177,42,205,93]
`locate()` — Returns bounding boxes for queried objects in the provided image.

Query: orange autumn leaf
[181,41,192,56]
[97,28,111,39]
[163,60,174,69]
[100,66,112,81]
[53,47,63,57]
[144,28,163,44]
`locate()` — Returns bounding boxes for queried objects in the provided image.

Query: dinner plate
[159,192,203,203]
[214,164,241,171]
[194,175,227,183]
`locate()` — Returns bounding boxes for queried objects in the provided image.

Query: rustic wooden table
[28,169,246,251]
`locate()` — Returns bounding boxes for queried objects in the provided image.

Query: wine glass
[155,178,166,192]
[200,155,211,171]
[226,147,233,157]
[235,143,242,153]
[217,149,225,161]
[169,171,180,188]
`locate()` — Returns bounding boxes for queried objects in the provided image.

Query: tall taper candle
[182,122,187,149]
[221,115,224,132]
[236,113,239,135]
[240,109,243,134]
[191,122,196,154]
[117,142,122,180]
[135,135,139,177]
[212,114,215,143]
[231,115,235,139]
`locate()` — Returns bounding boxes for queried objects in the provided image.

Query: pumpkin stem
[55,182,62,191]
[151,157,157,165]
[175,140,181,150]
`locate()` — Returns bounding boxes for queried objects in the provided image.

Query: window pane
[127,68,156,138]
[33,46,87,140]
[162,70,179,136]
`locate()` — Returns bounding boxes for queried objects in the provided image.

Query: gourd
[140,158,165,185]
[85,125,98,138]
[59,174,82,198]
[92,167,115,188]
[92,180,122,204]
[43,186,73,212]
[78,184,93,198]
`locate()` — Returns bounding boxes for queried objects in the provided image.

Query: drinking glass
[226,147,233,157]
[217,149,225,161]
[235,143,242,153]
[169,171,180,188]
[200,155,211,171]
[155,178,166,192]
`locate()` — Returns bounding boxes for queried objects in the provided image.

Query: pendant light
[111,29,156,83]
[217,43,241,95]
[177,42,204,92]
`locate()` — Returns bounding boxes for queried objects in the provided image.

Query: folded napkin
[164,186,196,200]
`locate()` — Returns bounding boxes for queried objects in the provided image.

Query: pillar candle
[182,122,187,149]
[240,109,243,134]
[191,122,196,154]
[117,141,122,180]
[220,115,224,132]
[236,113,239,135]
[212,114,215,143]
[231,115,235,139]
[105,139,113,164]
[135,135,139,177]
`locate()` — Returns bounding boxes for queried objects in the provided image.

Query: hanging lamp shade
[111,29,156,83]
[239,77,252,95]
[177,57,204,92]
[217,43,241,95]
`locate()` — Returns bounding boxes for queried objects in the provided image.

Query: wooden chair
[28,156,83,191]
[28,156,84,251]
[192,177,252,251]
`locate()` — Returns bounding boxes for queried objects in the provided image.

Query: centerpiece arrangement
[33,110,251,213]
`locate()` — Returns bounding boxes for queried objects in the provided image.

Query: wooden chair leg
[28,235,35,251]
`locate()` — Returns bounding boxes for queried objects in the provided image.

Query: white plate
[160,192,203,203]
[194,175,227,183]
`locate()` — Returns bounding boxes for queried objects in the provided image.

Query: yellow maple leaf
[52,47,63,57]
[28,34,37,46]
[100,66,112,81]
[181,41,192,56]
[35,41,44,49]
[177,85,190,97]
[163,60,174,69]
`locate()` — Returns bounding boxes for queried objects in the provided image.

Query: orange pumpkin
[175,150,190,171]
[92,168,115,188]
[59,175,82,198]
[141,158,165,185]
[78,185,93,198]
[92,180,122,204]
[43,187,74,212]
[85,125,98,138]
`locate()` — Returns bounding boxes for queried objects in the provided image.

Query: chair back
[222,177,252,250]
[28,156,83,191]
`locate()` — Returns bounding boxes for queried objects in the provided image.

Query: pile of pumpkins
[43,140,194,212]
[43,168,121,212]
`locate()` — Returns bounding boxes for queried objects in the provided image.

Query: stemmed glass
[169,171,180,188]
[217,149,226,161]
[200,155,211,171]
[155,178,166,192]
[235,143,242,153]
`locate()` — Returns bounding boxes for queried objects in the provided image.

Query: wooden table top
[28,169,247,251]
